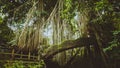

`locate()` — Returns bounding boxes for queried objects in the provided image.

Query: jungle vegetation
[0,0,120,68]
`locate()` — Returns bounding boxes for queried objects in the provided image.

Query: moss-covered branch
[43,37,93,59]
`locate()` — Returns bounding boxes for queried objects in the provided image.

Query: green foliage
[60,0,79,33]
[104,30,120,59]
[0,17,3,24]
[4,60,45,68]
[28,60,45,68]
[90,0,118,25]
[95,0,110,11]
[4,61,24,68]
[0,22,14,45]
[100,0,120,52]
[61,0,77,22]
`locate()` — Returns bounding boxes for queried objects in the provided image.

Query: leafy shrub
[4,60,45,68]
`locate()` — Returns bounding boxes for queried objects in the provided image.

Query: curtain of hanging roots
[17,0,45,53]
[17,1,37,51]
[16,0,90,66]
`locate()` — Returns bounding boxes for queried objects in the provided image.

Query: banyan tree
[5,0,119,68]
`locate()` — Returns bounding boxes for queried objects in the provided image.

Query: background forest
[0,0,120,68]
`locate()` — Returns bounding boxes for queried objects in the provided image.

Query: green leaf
[0,17,3,24]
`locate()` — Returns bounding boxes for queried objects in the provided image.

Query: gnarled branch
[43,37,93,59]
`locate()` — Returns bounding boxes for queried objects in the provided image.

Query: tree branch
[43,37,93,59]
